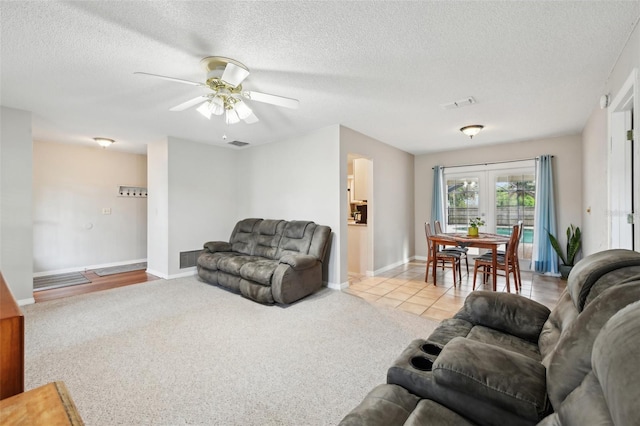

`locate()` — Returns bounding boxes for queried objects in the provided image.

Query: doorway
[347,154,373,275]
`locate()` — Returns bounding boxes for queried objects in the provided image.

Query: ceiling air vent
[228,140,250,147]
[441,97,477,110]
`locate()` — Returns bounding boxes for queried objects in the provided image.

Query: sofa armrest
[454,291,551,343]
[433,337,549,423]
[279,254,317,271]
[203,241,232,253]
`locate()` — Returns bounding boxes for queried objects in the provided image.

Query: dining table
[429,232,511,288]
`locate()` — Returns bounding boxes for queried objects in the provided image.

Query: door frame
[608,68,638,250]
[443,160,535,233]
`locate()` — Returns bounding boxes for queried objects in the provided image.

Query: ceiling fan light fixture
[196,101,213,119]
[225,109,240,125]
[460,125,484,139]
[234,100,253,120]
[210,97,225,115]
[94,137,115,148]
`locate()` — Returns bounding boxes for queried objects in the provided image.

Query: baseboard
[33,258,148,278]
[167,269,197,279]
[327,281,349,290]
[372,257,413,275]
[18,297,35,306]
[413,255,427,262]
[145,269,168,279]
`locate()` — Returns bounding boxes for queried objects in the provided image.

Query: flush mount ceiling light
[94,137,115,148]
[460,125,484,139]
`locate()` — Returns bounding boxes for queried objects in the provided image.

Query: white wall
[581,108,608,255]
[582,20,639,255]
[0,107,33,302]
[236,125,341,286]
[340,126,415,282]
[147,137,239,278]
[146,140,169,277]
[166,137,239,277]
[32,141,147,273]
[415,135,583,259]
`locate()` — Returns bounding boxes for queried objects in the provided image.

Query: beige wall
[414,135,583,259]
[33,140,147,273]
[341,126,415,282]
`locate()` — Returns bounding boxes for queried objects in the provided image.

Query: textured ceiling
[2,1,639,154]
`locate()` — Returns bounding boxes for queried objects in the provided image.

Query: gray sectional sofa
[197,218,331,304]
[340,249,640,425]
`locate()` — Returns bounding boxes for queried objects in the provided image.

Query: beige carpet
[22,276,440,425]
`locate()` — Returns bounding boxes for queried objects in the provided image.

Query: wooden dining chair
[434,220,469,275]
[473,224,521,292]
[494,221,523,289]
[425,222,461,285]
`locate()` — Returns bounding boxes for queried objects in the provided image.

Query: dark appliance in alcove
[356,204,367,224]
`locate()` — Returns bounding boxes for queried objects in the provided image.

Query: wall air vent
[441,97,477,110]
[180,249,203,269]
[228,140,250,147]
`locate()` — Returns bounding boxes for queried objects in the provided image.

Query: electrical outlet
[102,208,111,215]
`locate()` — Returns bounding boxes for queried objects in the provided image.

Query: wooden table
[0,382,84,425]
[0,271,24,400]
[429,233,511,288]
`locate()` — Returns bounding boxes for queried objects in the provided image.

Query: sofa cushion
[539,290,577,365]
[424,318,473,348]
[407,399,477,426]
[197,251,240,271]
[433,337,548,422]
[339,384,420,426]
[592,301,640,426]
[454,291,551,343]
[229,218,262,255]
[203,241,231,253]
[546,281,640,409]
[567,249,640,311]
[239,259,279,286]
[253,219,285,259]
[277,221,316,258]
[583,265,640,308]
[217,255,261,275]
[538,373,612,426]
[467,325,541,361]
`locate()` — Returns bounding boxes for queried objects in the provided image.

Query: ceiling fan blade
[243,112,260,124]
[244,91,299,109]
[134,72,204,87]
[221,63,250,88]
[169,95,209,111]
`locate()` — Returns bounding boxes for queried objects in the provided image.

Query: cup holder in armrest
[420,343,442,356]
[410,356,433,371]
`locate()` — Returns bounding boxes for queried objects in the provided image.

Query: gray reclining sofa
[340,249,640,425]
[197,218,331,304]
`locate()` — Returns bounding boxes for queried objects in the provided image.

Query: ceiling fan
[135,56,299,124]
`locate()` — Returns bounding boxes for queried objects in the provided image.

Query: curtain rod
[432,156,553,170]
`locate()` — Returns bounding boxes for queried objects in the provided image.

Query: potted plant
[548,224,582,279]
[468,217,485,237]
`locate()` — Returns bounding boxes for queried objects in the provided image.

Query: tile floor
[344,260,566,322]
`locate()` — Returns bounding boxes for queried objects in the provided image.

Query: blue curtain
[431,166,445,227]
[533,155,559,274]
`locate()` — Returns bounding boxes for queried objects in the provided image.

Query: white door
[444,161,535,264]
[609,70,636,250]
